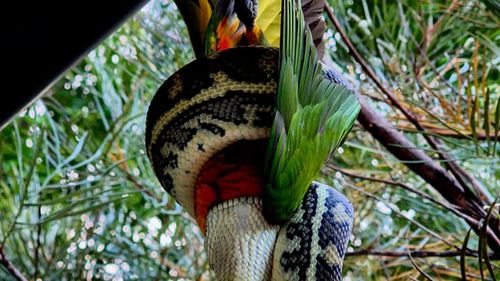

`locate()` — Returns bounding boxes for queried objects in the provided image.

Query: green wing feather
[263,0,360,224]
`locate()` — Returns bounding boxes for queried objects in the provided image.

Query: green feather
[263,0,360,224]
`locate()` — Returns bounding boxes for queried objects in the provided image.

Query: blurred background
[0,0,498,280]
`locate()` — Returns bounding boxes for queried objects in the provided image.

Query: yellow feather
[197,0,212,33]
[255,0,281,47]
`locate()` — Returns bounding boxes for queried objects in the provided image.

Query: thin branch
[431,263,496,281]
[326,165,500,247]
[346,249,500,259]
[0,247,28,281]
[325,165,460,212]
[120,167,160,200]
[399,127,500,141]
[159,254,187,278]
[346,183,461,250]
[408,250,438,281]
[34,205,42,279]
[418,0,462,58]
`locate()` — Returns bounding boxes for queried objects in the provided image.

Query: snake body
[146,47,277,217]
[146,47,353,280]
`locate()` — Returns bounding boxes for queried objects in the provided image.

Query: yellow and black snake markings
[146,47,279,216]
[272,182,354,281]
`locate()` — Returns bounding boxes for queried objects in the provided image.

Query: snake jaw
[205,197,279,281]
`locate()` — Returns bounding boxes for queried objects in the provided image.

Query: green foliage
[0,0,498,280]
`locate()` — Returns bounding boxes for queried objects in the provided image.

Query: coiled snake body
[146,47,353,280]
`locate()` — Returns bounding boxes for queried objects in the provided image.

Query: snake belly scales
[146,47,354,280]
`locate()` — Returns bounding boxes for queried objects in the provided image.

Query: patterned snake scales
[146,47,353,280]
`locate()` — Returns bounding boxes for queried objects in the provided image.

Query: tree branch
[359,92,500,251]
[0,247,28,281]
[398,127,500,141]
[346,249,500,259]
[323,1,500,252]
[325,165,462,214]
[323,1,491,209]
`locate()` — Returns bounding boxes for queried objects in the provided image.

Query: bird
[174,0,279,57]
[145,0,360,280]
[176,0,326,58]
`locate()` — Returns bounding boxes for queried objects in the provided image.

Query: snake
[146,46,353,280]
